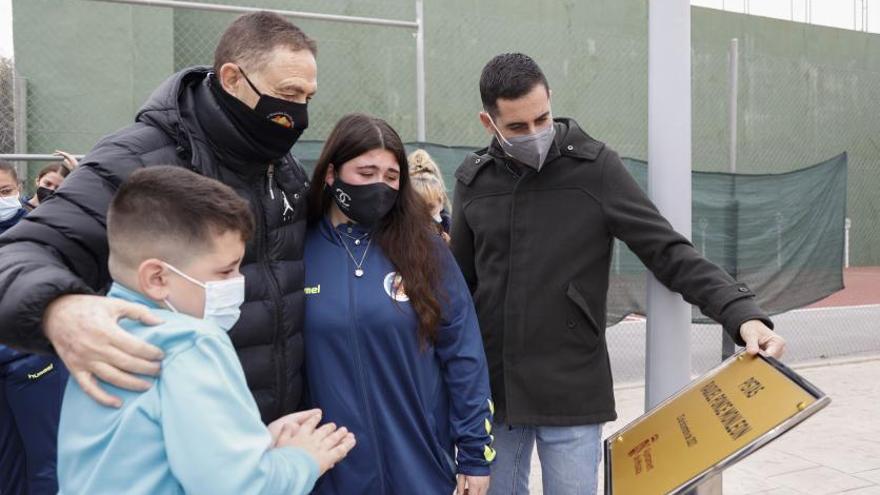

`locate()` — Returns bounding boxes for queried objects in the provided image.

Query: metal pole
[722,39,739,362]
[646,0,692,411]
[647,12,717,490]
[0,154,85,161]
[12,75,27,184]
[87,0,418,28]
[728,39,738,175]
[647,4,722,484]
[415,0,426,142]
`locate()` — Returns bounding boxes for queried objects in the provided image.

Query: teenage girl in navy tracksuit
[303,114,495,495]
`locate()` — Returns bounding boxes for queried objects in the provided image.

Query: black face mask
[36,186,55,203]
[239,67,309,134]
[330,177,398,228]
[209,71,307,160]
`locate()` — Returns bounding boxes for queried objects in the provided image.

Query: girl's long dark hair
[307,113,442,346]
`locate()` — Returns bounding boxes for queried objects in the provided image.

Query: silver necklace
[336,230,372,277]
[338,229,371,246]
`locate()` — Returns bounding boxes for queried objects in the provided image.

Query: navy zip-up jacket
[303,218,494,494]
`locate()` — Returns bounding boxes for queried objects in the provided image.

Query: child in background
[57,166,355,495]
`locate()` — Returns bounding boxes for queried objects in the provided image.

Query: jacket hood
[135,66,212,140]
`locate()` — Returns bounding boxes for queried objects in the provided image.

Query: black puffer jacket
[0,67,310,422]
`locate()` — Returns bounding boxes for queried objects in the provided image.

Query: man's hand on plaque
[739,320,785,358]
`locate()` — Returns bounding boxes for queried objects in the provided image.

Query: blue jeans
[487,423,603,495]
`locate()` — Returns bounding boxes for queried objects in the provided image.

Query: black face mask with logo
[209,69,309,161]
[330,177,398,228]
[239,67,309,133]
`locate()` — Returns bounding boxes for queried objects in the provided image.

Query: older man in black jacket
[0,12,317,424]
[450,53,785,495]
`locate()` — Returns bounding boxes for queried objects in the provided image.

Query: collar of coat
[454,117,605,186]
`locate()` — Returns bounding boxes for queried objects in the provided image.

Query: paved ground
[521,357,880,494]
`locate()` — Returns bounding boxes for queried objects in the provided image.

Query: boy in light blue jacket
[57,166,355,495]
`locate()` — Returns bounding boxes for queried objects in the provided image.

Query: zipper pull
[267,164,276,200]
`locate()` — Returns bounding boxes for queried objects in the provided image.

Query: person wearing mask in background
[23,163,69,212]
[0,11,326,434]
[0,161,27,231]
[451,53,786,495]
[303,114,494,495]
[0,160,70,495]
[408,149,452,234]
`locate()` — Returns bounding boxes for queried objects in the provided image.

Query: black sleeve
[0,146,146,353]
[599,150,772,344]
[440,208,452,234]
[449,182,477,293]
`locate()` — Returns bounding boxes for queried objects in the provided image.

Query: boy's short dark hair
[213,11,317,74]
[108,166,254,269]
[0,161,17,182]
[479,53,549,116]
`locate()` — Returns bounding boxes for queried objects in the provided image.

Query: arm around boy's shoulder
[0,136,157,352]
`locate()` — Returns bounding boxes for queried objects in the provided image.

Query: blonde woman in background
[407,149,451,233]
[410,172,451,243]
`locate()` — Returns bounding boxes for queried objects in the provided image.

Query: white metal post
[722,38,739,362]
[12,75,27,184]
[646,0,692,410]
[647,16,712,495]
[728,39,738,175]
[415,0,426,142]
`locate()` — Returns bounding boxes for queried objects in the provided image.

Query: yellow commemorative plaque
[604,351,830,494]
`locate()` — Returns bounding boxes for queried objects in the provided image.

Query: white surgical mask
[487,113,557,172]
[163,263,245,332]
[0,195,22,222]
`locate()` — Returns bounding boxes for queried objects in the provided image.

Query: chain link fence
[2,0,879,381]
